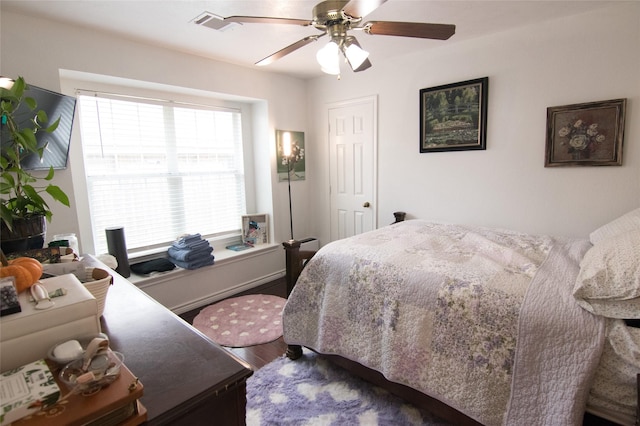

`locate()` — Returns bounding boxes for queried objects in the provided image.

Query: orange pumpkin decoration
[0,256,43,293]
[9,257,44,282]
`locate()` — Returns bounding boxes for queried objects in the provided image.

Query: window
[77,92,246,255]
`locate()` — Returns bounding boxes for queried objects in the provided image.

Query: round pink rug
[193,294,286,347]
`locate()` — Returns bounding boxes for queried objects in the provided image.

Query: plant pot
[0,215,47,254]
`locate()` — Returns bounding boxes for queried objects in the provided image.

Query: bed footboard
[282,239,316,297]
[286,344,303,360]
[282,239,310,361]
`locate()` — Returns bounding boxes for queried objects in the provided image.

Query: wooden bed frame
[281,216,637,426]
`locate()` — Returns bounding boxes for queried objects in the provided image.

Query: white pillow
[590,207,640,245]
[574,229,640,319]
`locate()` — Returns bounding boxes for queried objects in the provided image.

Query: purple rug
[246,349,453,425]
[193,294,285,347]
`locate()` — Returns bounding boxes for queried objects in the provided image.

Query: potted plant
[0,76,70,253]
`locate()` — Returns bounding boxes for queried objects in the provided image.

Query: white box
[0,359,60,425]
[0,274,101,372]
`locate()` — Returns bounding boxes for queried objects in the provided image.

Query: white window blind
[77,93,246,255]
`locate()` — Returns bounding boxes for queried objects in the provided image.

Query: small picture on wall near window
[545,98,626,167]
[242,214,269,245]
[276,130,305,182]
[420,77,488,153]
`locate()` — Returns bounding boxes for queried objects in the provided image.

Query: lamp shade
[344,43,369,70]
[316,41,340,75]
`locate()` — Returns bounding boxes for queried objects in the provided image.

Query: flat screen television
[11,84,77,171]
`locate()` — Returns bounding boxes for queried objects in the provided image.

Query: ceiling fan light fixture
[222,0,456,75]
[316,41,340,75]
[343,42,369,70]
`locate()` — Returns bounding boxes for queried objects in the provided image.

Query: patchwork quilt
[283,220,605,426]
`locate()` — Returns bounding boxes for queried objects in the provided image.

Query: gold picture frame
[545,98,626,167]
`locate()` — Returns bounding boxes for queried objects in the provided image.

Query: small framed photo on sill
[241,214,269,245]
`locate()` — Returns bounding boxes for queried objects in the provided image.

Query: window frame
[66,79,258,258]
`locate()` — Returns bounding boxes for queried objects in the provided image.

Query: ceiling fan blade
[342,0,387,18]
[224,16,312,26]
[256,34,325,66]
[363,21,455,40]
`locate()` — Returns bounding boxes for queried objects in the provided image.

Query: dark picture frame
[420,77,488,153]
[545,98,626,167]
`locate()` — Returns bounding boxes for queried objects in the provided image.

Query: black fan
[223,0,455,73]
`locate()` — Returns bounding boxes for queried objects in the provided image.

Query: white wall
[0,9,313,251]
[307,2,640,244]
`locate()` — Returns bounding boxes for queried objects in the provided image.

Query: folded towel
[176,233,202,244]
[172,238,210,251]
[170,254,214,270]
[167,245,213,262]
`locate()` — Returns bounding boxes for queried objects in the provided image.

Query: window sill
[128,243,281,288]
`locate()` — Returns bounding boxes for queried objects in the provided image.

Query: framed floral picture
[545,98,626,167]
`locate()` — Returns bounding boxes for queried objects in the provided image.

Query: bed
[282,209,640,426]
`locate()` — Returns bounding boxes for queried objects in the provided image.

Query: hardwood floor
[179,276,289,370]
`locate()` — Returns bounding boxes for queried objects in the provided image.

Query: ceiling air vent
[193,12,238,32]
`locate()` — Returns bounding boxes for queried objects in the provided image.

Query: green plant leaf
[0,205,14,232]
[44,166,55,180]
[44,116,60,133]
[46,185,70,207]
[24,96,37,111]
[21,185,46,209]
[18,128,39,152]
[11,77,26,99]
[35,109,48,129]
[0,172,15,191]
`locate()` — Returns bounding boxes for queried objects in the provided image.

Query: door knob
[363,202,370,208]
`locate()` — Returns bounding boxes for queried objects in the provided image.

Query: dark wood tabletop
[90,256,253,425]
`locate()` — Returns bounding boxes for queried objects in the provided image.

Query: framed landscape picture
[420,77,488,153]
[545,98,626,167]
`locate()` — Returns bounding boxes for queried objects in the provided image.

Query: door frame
[327,95,378,242]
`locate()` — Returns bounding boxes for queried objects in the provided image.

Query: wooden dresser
[92,256,253,425]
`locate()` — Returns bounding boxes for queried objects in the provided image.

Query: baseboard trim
[169,269,285,315]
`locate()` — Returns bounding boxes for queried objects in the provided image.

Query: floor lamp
[282,132,294,241]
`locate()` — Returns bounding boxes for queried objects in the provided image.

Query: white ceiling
[2,0,621,79]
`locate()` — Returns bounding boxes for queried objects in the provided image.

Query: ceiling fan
[222,0,455,75]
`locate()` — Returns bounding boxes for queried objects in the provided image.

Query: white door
[328,96,377,241]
